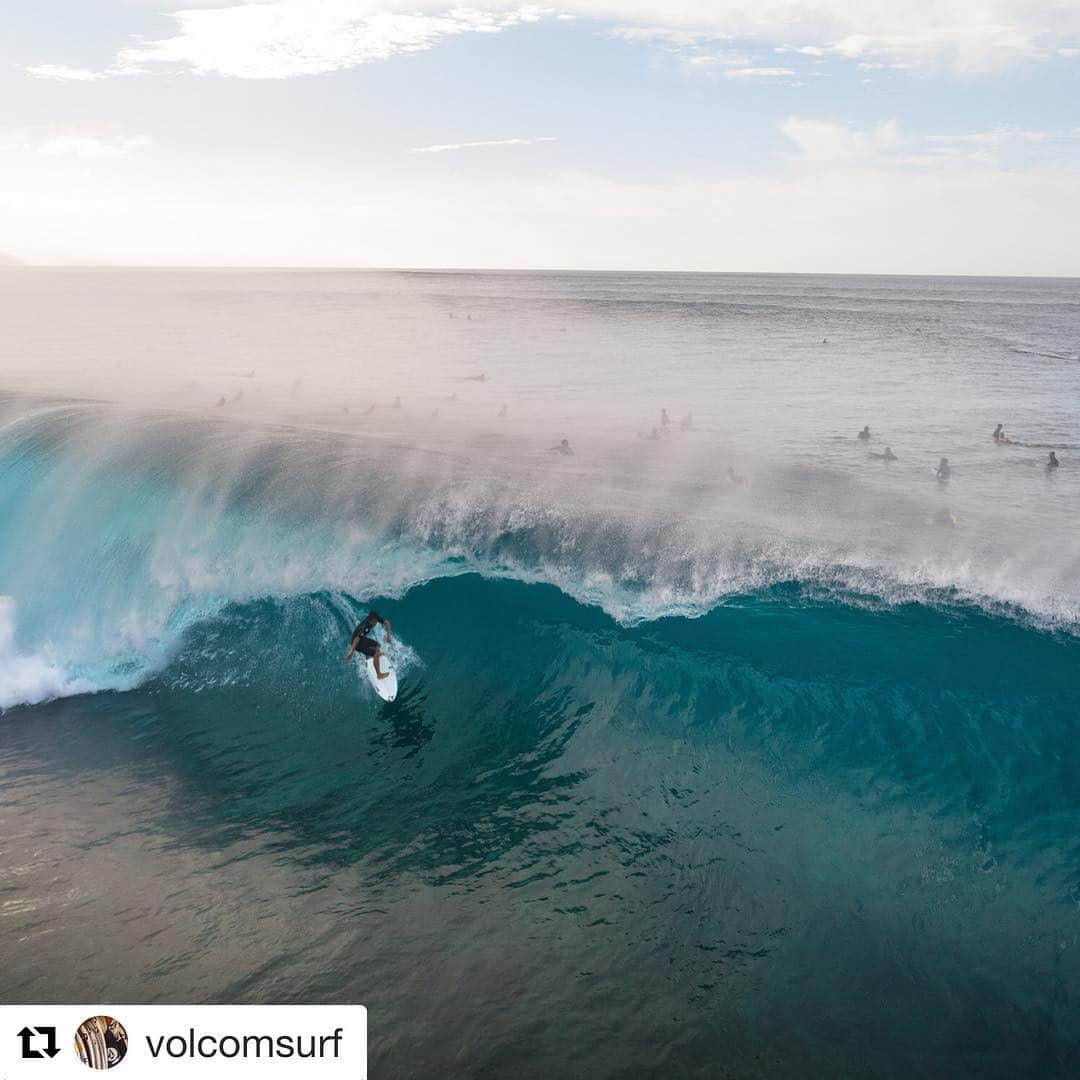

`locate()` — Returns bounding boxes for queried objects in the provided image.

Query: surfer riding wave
[345,610,392,679]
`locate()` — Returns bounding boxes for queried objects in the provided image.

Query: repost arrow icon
[17,1025,60,1060]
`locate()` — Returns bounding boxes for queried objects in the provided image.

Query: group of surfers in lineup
[858,423,1061,477]
[550,408,695,458]
[640,408,694,441]
[344,417,1066,675]
[551,411,1062,483]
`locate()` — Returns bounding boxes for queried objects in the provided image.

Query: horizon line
[3,264,1079,281]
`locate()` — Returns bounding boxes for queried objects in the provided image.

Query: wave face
[3,574,1079,1076]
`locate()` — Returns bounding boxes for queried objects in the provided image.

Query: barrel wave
[3,392,1079,710]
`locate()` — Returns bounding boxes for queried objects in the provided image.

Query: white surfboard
[366,655,398,702]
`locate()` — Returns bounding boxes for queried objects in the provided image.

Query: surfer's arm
[365,610,393,642]
[344,636,358,660]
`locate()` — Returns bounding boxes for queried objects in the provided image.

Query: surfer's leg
[373,648,387,679]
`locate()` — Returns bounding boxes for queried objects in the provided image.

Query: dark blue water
[3,572,1078,1077]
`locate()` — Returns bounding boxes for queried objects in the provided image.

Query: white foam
[0,596,98,710]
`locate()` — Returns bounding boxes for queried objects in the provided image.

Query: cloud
[779,117,902,162]
[778,24,1046,73]
[778,117,1080,170]
[411,137,556,153]
[26,64,115,82]
[0,127,152,158]
[608,26,715,48]
[609,28,797,79]
[926,127,1080,146]
[781,45,829,58]
[29,1,1080,81]
[723,66,796,79]
[66,2,550,80]
[38,136,153,158]
[604,1,1080,74]
[911,125,1080,165]
[609,3,1079,77]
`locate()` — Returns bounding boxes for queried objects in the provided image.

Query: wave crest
[1,396,1078,708]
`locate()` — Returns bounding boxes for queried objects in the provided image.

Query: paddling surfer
[345,610,392,679]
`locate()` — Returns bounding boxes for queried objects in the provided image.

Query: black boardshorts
[351,630,379,658]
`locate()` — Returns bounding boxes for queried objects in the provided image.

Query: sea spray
[1,390,1078,711]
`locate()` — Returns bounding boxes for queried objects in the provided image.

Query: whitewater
[2,268,1078,1078]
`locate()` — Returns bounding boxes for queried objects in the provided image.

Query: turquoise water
[3,577,1078,1076]
[1,271,1079,1076]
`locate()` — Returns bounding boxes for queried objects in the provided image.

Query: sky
[2,0,1079,273]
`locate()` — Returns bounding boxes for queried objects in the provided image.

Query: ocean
[1,269,1078,1077]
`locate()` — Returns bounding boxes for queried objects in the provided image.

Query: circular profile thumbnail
[75,1016,128,1069]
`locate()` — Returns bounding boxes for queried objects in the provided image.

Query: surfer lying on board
[345,610,393,679]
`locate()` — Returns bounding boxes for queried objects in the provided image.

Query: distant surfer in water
[858,425,871,441]
[345,611,392,679]
[1047,451,1060,471]
[871,446,897,461]
[549,438,574,455]
[935,457,951,481]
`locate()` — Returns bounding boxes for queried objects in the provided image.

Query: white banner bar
[0,1006,366,1079]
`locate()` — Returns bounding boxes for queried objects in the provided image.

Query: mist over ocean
[1,269,1078,1078]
